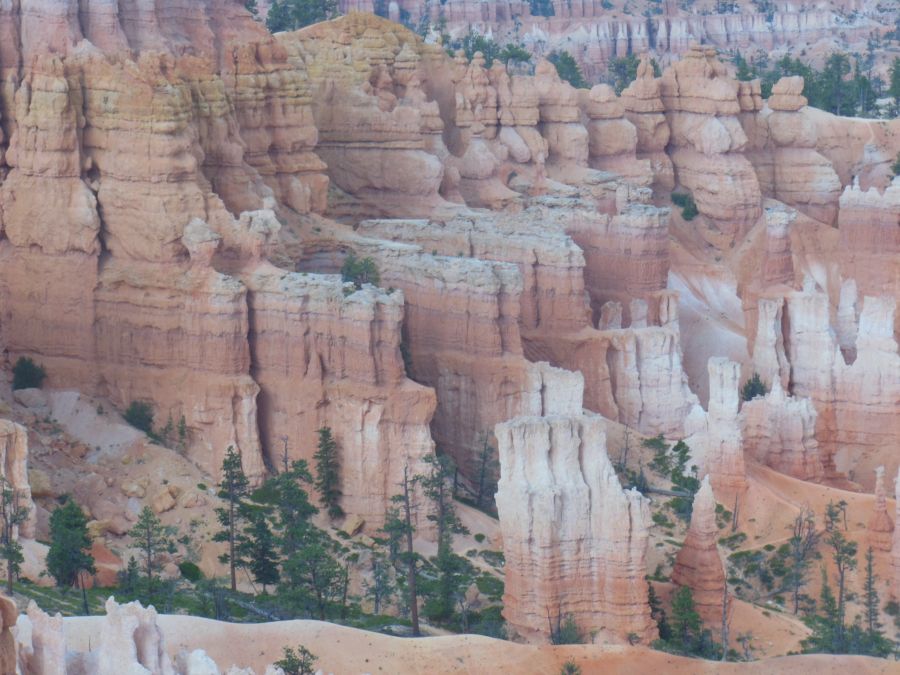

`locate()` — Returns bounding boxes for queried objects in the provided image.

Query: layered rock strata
[495,407,656,644]
[659,45,761,240]
[739,380,823,482]
[867,466,894,553]
[684,358,747,499]
[0,420,36,539]
[671,476,728,625]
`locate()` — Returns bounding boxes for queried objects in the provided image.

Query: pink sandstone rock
[671,476,729,625]
[496,408,656,645]
[659,45,761,240]
[0,419,36,539]
[684,358,747,499]
[739,380,823,482]
[838,178,900,304]
[868,466,894,553]
[893,467,900,600]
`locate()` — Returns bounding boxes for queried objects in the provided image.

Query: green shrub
[341,252,380,290]
[178,561,203,582]
[741,373,768,401]
[12,357,47,390]
[124,401,155,435]
[475,573,504,600]
[474,533,486,543]
[548,50,588,89]
[671,191,699,221]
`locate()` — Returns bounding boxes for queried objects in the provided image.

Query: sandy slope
[60,614,897,674]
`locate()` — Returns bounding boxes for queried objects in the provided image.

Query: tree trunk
[80,571,90,615]
[403,468,420,636]
[229,492,237,592]
[720,584,729,661]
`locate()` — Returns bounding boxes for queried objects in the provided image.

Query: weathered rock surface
[495,409,656,644]
[867,466,894,553]
[0,419,36,538]
[739,380,823,482]
[671,476,728,625]
[660,45,761,240]
[684,358,747,499]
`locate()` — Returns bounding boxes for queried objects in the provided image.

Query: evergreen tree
[417,454,471,623]
[244,0,258,17]
[824,502,857,645]
[213,447,251,591]
[474,435,499,509]
[121,556,140,595]
[274,645,317,675]
[362,550,395,614]
[129,506,173,593]
[266,0,339,32]
[529,0,554,17]
[740,372,768,401]
[241,512,280,593]
[786,507,819,614]
[389,466,420,635]
[279,531,347,619]
[313,427,344,519]
[46,498,96,613]
[802,568,841,652]
[890,57,900,109]
[0,478,28,595]
[670,586,702,652]
[648,582,671,640]
[548,51,588,89]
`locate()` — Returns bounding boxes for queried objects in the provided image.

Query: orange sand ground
[61,615,897,674]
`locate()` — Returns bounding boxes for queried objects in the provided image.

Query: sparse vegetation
[740,373,768,401]
[313,427,344,519]
[266,0,339,32]
[274,645,318,675]
[124,400,155,435]
[548,51,588,89]
[12,356,46,390]
[341,252,380,290]
[671,192,699,221]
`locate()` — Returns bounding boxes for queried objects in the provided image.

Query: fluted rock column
[496,412,656,644]
[892,467,900,599]
[868,466,894,552]
[671,476,728,625]
[0,420,36,539]
[685,358,747,498]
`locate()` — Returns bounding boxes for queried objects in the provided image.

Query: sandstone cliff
[495,409,656,644]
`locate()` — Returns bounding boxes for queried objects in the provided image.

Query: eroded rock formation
[684,358,747,499]
[868,466,894,553]
[671,476,728,625]
[495,408,656,644]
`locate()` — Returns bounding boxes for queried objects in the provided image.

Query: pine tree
[313,427,343,519]
[824,501,857,646]
[242,512,280,593]
[417,454,471,623]
[213,447,251,591]
[786,507,819,614]
[474,435,499,509]
[548,51,588,89]
[266,0,339,32]
[670,586,702,652]
[390,466,420,635]
[0,477,28,595]
[121,556,140,595]
[129,506,173,593]
[864,547,879,634]
[274,645,317,675]
[47,498,96,614]
[648,583,671,640]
